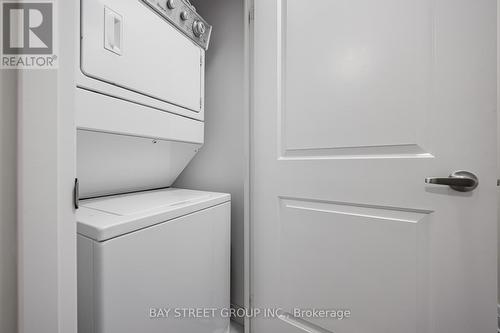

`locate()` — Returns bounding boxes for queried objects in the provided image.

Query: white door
[251,1,497,333]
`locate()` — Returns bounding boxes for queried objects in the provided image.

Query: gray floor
[230,321,244,333]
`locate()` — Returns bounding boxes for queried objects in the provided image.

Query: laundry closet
[75,0,247,332]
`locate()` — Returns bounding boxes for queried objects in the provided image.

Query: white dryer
[76,0,213,198]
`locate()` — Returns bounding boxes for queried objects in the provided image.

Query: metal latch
[74,178,80,209]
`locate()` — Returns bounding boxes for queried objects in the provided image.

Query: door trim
[244,0,254,332]
[17,1,78,332]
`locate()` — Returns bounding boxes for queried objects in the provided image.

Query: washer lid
[77,188,230,242]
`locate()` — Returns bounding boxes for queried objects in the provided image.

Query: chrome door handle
[425,170,478,192]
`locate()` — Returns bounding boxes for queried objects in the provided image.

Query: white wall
[175,0,246,309]
[0,70,18,333]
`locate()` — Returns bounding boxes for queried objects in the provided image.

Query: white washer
[77,188,230,333]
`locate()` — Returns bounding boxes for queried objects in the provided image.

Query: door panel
[282,0,432,154]
[251,0,497,333]
[279,198,430,333]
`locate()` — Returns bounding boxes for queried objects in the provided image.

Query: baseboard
[231,303,245,326]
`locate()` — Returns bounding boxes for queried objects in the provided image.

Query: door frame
[243,0,254,332]
[17,1,78,332]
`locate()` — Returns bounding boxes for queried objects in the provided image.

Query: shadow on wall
[174,0,246,313]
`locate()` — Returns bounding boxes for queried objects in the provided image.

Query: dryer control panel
[142,0,212,50]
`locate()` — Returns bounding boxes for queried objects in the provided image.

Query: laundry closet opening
[75,0,247,332]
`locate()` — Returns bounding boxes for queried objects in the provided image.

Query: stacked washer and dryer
[75,1,230,332]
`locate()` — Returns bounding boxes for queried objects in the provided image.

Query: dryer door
[80,0,203,112]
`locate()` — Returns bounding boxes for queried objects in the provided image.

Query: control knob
[193,20,206,37]
[166,0,175,9]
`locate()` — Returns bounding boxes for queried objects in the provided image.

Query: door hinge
[74,178,80,210]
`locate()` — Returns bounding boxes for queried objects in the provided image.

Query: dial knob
[180,11,188,21]
[166,0,175,9]
[193,20,206,37]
